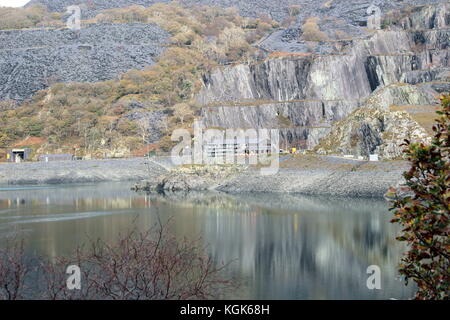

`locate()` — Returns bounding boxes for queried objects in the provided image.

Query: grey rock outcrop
[315,84,435,159]
[202,100,360,130]
[134,164,245,192]
[125,104,169,144]
[198,54,374,104]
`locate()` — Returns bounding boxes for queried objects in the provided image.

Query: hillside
[0,0,448,160]
[0,2,277,159]
[25,0,314,21]
[0,23,169,101]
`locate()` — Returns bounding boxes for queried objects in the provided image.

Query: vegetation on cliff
[0,4,63,30]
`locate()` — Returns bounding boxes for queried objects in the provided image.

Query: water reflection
[0,183,414,300]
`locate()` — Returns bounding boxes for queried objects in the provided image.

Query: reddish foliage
[387,95,449,300]
[0,222,234,300]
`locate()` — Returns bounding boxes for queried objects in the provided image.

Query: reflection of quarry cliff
[198,3,449,158]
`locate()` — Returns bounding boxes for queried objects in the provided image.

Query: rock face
[135,165,245,192]
[0,23,169,101]
[197,2,449,156]
[125,103,169,144]
[315,84,434,159]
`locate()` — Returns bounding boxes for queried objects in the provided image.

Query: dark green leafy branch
[387,95,450,300]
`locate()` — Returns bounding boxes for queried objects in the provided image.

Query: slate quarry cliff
[197,2,450,158]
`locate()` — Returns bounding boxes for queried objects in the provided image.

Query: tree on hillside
[387,95,449,300]
[173,103,193,125]
[137,118,151,144]
[0,4,62,30]
[301,17,329,41]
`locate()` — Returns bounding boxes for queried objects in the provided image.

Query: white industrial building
[205,138,272,158]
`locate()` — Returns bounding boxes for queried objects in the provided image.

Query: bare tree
[0,238,30,300]
[174,103,193,125]
[1,223,235,300]
[137,117,151,144]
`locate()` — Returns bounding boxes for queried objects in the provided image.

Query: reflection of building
[8,148,32,162]
[39,154,74,162]
[205,138,272,158]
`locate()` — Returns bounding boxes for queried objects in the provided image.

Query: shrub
[0,223,233,300]
[0,4,62,30]
[323,1,334,9]
[301,17,329,41]
[0,239,30,300]
[174,103,193,124]
[282,15,297,28]
[387,95,449,300]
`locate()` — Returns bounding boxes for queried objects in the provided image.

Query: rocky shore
[132,164,247,192]
[0,158,168,186]
[133,156,409,198]
[0,155,408,198]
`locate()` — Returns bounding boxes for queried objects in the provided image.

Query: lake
[0,182,414,300]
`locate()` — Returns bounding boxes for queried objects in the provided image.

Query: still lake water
[0,182,414,300]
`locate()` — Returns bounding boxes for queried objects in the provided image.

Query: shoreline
[0,158,167,186]
[0,156,408,198]
[133,156,409,198]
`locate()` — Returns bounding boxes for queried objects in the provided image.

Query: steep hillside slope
[8,0,446,104]
[0,23,169,101]
[0,3,276,159]
[27,0,302,21]
[27,0,447,22]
